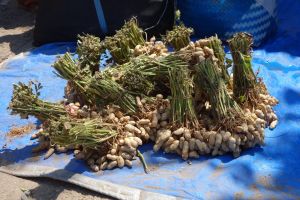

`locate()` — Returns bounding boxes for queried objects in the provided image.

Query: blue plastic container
[178,0,277,46]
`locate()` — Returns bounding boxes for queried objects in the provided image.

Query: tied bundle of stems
[103,18,145,64]
[9,81,66,121]
[125,55,186,81]
[53,53,96,104]
[228,33,257,103]
[169,64,198,127]
[47,117,118,150]
[53,53,136,112]
[196,58,240,119]
[88,72,137,113]
[118,55,189,95]
[164,24,193,51]
[120,68,155,95]
[207,35,230,82]
[77,34,103,74]
[154,55,189,78]
[119,18,145,48]
[103,34,132,64]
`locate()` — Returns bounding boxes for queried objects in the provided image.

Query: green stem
[137,150,149,174]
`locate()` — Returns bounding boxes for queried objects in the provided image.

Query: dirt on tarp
[6,123,35,138]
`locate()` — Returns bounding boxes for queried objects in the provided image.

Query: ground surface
[0,1,111,199]
[0,172,111,200]
[0,0,34,64]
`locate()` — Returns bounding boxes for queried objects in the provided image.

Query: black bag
[33,0,175,46]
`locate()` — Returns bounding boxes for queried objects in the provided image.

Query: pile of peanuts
[178,39,217,64]
[32,89,278,172]
[149,94,278,160]
[80,91,278,171]
[76,132,142,172]
[134,37,169,58]
[75,94,169,171]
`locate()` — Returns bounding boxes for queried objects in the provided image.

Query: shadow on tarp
[29,42,76,56]
[0,141,81,171]
[283,88,300,105]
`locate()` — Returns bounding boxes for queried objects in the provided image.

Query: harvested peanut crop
[8,18,278,172]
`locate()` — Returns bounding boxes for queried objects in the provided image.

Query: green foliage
[228,33,257,102]
[195,59,240,119]
[207,35,230,82]
[77,34,103,74]
[102,18,145,64]
[47,117,118,149]
[9,81,66,121]
[164,24,193,51]
[169,62,198,127]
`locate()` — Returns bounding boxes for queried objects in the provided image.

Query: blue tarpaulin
[1,0,300,199]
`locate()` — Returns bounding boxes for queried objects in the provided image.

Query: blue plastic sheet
[1,0,300,199]
[178,0,277,46]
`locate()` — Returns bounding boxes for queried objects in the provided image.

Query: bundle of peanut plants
[8,18,279,172]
